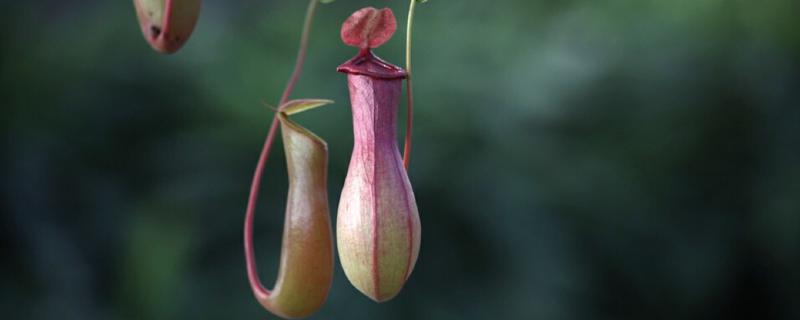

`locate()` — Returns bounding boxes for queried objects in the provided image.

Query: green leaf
[280,99,334,116]
[320,0,335,4]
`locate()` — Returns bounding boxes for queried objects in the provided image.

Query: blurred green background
[2,0,799,319]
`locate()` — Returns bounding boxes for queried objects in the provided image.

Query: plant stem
[279,0,318,106]
[402,0,418,169]
[245,0,320,298]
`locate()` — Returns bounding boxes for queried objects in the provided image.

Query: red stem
[401,0,418,170]
[244,0,319,299]
[403,78,413,169]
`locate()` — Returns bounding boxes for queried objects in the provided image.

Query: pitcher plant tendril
[336,7,422,303]
[242,1,336,318]
[402,0,422,168]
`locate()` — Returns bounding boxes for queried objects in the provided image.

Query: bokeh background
[2,0,799,319]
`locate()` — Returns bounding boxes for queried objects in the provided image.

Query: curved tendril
[402,0,419,169]
[243,0,321,311]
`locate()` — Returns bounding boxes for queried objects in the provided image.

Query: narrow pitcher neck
[347,74,403,150]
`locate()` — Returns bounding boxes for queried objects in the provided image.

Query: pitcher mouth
[337,49,408,80]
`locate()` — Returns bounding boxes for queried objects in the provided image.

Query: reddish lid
[337,49,407,80]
